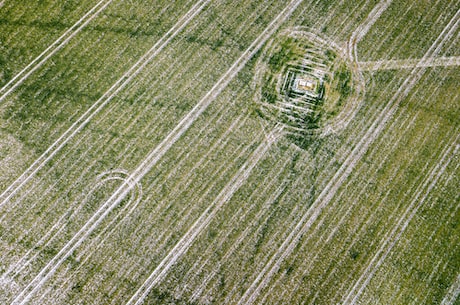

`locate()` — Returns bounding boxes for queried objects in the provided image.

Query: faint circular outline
[253,26,366,138]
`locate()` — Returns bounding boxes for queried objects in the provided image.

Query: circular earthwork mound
[253,27,365,139]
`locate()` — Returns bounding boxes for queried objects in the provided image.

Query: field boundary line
[359,56,460,71]
[440,273,460,305]
[0,0,210,209]
[347,0,393,61]
[343,133,459,304]
[0,0,113,102]
[125,126,283,305]
[237,7,460,305]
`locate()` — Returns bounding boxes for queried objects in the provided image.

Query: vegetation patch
[253,27,364,142]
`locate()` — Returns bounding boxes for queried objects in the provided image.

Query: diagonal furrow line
[7,1,211,303]
[237,7,460,305]
[359,56,460,71]
[0,0,210,209]
[304,121,445,304]
[280,110,426,301]
[343,133,459,304]
[125,126,283,305]
[290,63,454,297]
[52,113,249,291]
[440,273,460,305]
[0,0,113,102]
[9,180,133,305]
[129,0,303,182]
[185,154,292,301]
[10,0,301,300]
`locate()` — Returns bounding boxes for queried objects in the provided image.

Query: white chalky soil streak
[359,56,460,71]
[8,0,300,301]
[293,68,453,299]
[237,6,460,305]
[7,1,211,304]
[125,126,283,305]
[0,0,210,209]
[0,0,113,102]
[440,273,460,305]
[9,181,134,305]
[343,134,459,305]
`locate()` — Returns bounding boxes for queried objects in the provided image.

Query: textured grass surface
[0,0,458,304]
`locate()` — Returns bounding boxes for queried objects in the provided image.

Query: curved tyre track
[347,0,393,62]
[237,7,460,305]
[0,0,210,210]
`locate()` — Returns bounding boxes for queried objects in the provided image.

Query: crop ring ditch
[253,26,366,139]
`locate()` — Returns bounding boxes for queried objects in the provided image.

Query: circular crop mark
[253,27,365,138]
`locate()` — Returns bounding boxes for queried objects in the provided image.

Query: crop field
[0,0,458,304]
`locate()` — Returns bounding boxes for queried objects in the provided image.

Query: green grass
[0,0,458,304]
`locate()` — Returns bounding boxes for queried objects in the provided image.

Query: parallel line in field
[1,0,266,223]
[125,125,283,305]
[27,82,246,280]
[116,0,308,302]
[357,0,452,63]
[340,0,453,173]
[4,169,141,280]
[0,37,200,221]
[277,108,426,302]
[185,155,292,301]
[439,248,460,303]
[0,99,172,270]
[41,111,251,301]
[190,145,315,303]
[282,6,458,301]
[0,0,113,102]
[301,36,459,304]
[290,58,457,299]
[0,0,210,210]
[304,119,442,304]
[333,0,379,40]
[11,3,285,292]
[122,123,258,259]
[343,132,459,304]
[237,7,460,305]
[7,2,211,304]
[9,93,234,302]
[359,56,460,71]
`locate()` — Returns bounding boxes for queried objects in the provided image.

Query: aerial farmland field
[0,0,458,304]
